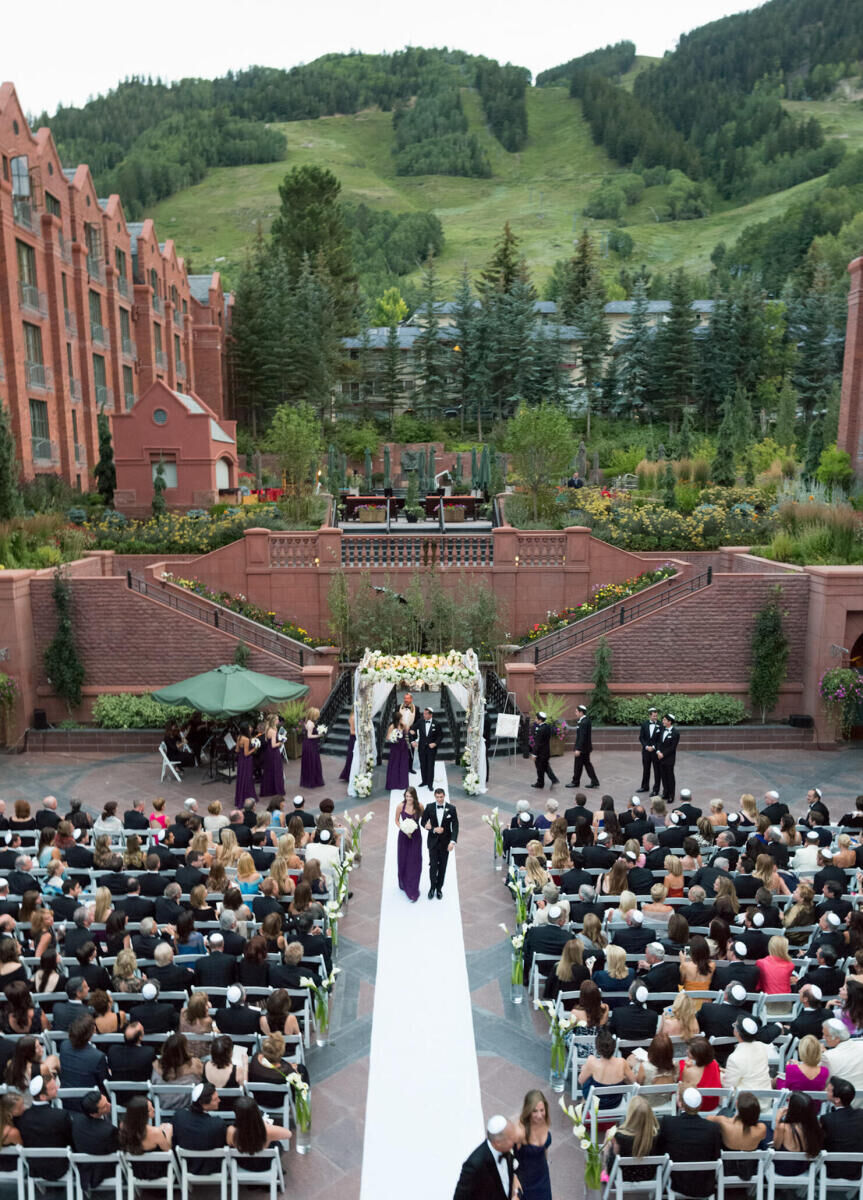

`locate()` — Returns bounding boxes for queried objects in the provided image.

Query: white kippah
[734,941,748,957]
[73,828,82,840]
[670,812,682,825]
[682,1087,702,1109]
[487,1115,507,1137]
[752,912,764,927]
[625,850,637,862]
[727,813,740,824]
[191,1083,205,1103]
[630,910,644,924]
[184,798,197,807]
[631,795,641,805]
[730,984,747,1002]
[227,985,243,1004]
[821,849,834,860]
[825,1018,847,1037]
[519,812,532,825]
[596,831,609,842]
[806,830,820,841]
[141,983,157,1000]
[765,790,779,800]
[292,795,304,806]
[635,986,648,1003]
[29,1075,44,1097]
[808,985,823,1001]
[827,911,841,927]
[319,829,332,843]
[547,905,562,921]
[680,789,691,799]
[741,1017,758,1036]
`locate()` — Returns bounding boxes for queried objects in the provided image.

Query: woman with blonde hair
[543,939,589,1004]
[776,1033,830,1092]
[643,883,673,925]
[658,991,699,1039]
[189,831,214,867]
[580,914,608,969]
[707,798,726,827]
[268,858,296,898]
[92,835,113,869]
[834,834,857,870]
[549,837,570,875]
[93,887,113,925]
[608,890,637,927]
[783,883,816,946]
[543,815,569,848]
[112,948,144,994]
[662,855,685,898]
[754,852,790,896]
[123,836,145,870]
[204,800,229,837]
[714,875,740,914]
[610,1096,659,1179]
[236,852,262,896]
[214,829,242,869]
[739,793,758,825]
[277,833,303,870]
[592,944,635,1005]
[524,852,550,893]
[757,935,797,995]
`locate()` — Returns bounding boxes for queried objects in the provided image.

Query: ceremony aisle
[359,761,483,1200]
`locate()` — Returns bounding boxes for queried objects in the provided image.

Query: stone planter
[284,730,301,760]
[550,736,564,757]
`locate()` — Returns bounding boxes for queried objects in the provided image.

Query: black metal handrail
[376,686,397,766]
[485,668,517,715]
[441,685,462,764]
[127,573,306,667]
[319,669,353,732]
[531,568,713,665]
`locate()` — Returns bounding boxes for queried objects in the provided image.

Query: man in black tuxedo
[138,855,169,897]
[523,906,573,978]
[760,789,788,824]
[131,917,170,961]
[691,858,732,894]
[17,1072,73,1180]
[567,704,599,788]
[655,1088,722,1197]
[655,714,679,802]
[175,851,208,894]
[122,799,150,831]
[213,985,262,1035]
[814,850,847,895]
[673,789,701,825]
[97,854,131,896]
[821,1078,863,1178]
[253,878,286,924]
[70,1090,119,1186]
[817,881,852,923]
[52,977,93,1031]
[582,834,617,869]
[172,1082,227,1175]
[642,833,669,872]
[808,912,847,958]
[36,795,61,830]
[569,885,605,926]
[637,706,662,794]
[697,983,752,1047]
[559,853,594,897]
[786,985,829,1039]
[794,946,844,996]
[714,941,760,992]
[422,787,458,900]
[270,941,320,996]
[530,711,559,790]
[638,943,683,998]
[48,877,83,922]
[63,907,97,958]
[218,912,248,958]
[164,812,193,849]
[148,944,195,994]
[611,910,652,955]
[65,833,94,874]
[76,943,111,992]
[0,834,22,871]
[193,934,238,988]
[106,1021,156,1082]
[115,878,155,923]
[806,787,830,826]
[453,1113,519,1199]
[290,795,317,829]
[839,796,863,829]
[155,882,184,925]
[128,982,180,1034]
[624,854,654,896]
[413,706,443,791]
[608,983,659,1040]
[8,854,40,896]
[563,794,592,827]
[623,805,651,843]
[226,811,252,846]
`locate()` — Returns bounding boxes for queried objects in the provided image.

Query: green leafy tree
[44,570,85,712]
[816,444,854,492]
[749,587,789,723]
[711,401,737,486]
[774,377,797,451]
[152,458,167,516]
[506,404,575,520]
[233,640,251,667]
[372,287,409,327]
[269,401,323,497]
[94,412,116,508]
[0,405,21,520]
[590,636,615,724]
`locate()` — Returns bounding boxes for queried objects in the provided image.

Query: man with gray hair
[786,985,828,1039]
[608,980,659,1040]
[62,905,95,957]
[642,830,667,871]
[155,882,183,925]
[149,942,194,994]
[824,1019,863,1104]
[131,916,163,960]
[761,790,788,823]
[454,1113,519,1198]
[710,830,740,869]
[8,854,38,896]
[509,798,534,828]
[571,884,603,925]
[36,794,60,830]
[218,908,247,957]
[638,941,681,995]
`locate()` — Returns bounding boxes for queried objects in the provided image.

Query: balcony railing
[64,308,77,336]
[74,442,85,466]
[13,197,33,229]
[90,322,108,347]
[18,281,47,315]
[124,392,136,411]
[152,294,163,315]
[95,385,114,410]
[69,378,82,402]
[87,254,105,283]
[175,361,186,379]
[117,276,130,299]
[31,437,58,464]
[25,362,53,390]
[121,337,137,361]
[155,351,167,369]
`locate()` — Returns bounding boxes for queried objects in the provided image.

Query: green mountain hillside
[150,83,863,291]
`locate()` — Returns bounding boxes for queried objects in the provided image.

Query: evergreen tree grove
[749,587,789,723]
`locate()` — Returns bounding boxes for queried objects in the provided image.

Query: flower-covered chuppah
[347,649,487,796]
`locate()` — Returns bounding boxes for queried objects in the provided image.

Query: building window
[171,285,178,309]
[61,275,69,308]
[115,248,127,275]
[120,309,131,341]
[174,333,181,365]
[123,365,135,410]
[66,343,74,374]
[89,290,102,324]
[29,398,49,441]
[45,192,61,217]
[23,323,43,365]
[10,155,28,196]
[152,458,177,488]
[16,240,36,285]
[153,408,168,426]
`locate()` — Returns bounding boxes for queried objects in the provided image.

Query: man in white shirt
[824,1019,863,1106]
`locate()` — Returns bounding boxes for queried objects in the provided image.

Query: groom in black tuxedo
[422,787,458,899]
[453,1114,518,1199]
[412,706,442,790]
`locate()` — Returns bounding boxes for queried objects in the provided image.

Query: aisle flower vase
[549,1067,566,1093]
[510,951,525,1005]
[289,1074,311,1154]
[315,995,330,1047]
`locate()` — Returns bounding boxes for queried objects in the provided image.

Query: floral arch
[348,649,487,796]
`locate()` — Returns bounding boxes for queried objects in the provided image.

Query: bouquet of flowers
[250,737,261,752]
[541,1001,574,1078]
[301,966,341,1044]
[353,772,373,797]
[346,810,374,853]
[388,728,402,743]
[463,769,480,795]
[325,898,344,955]
[500,922,526,987]
[507,867,532,926]
[286,1070,311,1134]
[559,1096,613,1190]
[332,853,354,907]
[482,807,504,858]
[316,723,328,737]
[399,817,418,837]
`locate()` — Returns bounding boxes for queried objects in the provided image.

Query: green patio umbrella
[152,664,308,717]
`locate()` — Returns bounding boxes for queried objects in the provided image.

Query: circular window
[12,120,19,135]
[47,162,54,176]
[153,408,168,426]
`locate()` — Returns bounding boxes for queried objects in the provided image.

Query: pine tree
[662,461,677,509]
[696,290,735,426]
[677,405,696,458]
[749,587,789,723]
[590,636,615,724]
[617,280,653,420]
[152,458,167,516]
[743,451,756,486]
[94,412,116,509]
[711,400,737,487]
[576,277,609,438]
[0,405,21,520]
[803,416,824,479]
[730,383,754,456]
[481,221,521,295]
[413,254,448,420]
[559,231,601,323]
[44,570,85,712]
[656,268,695,427]
[774,377,797,451]
[382,321,402,433]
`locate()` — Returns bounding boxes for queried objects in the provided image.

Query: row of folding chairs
[0,1141,286,1200]
[604,1149,863,1200]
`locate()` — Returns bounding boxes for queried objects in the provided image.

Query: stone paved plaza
[2,741,862,1198]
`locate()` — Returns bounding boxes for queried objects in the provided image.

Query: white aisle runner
[360,762,483,1200]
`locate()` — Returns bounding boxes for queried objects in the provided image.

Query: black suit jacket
[639,720,661,750]
[656,726,679,763]
[761,801,789,824]
[415,717,442,752]
[253,895,285,924]
[574,716,593,753]
[52,999,93,1031]
[106,1041,156,1081]
[138,872,167,897]
[523,924,573,977]
[154,898,184,924]
[698,1000,748,1040]
[213,1004,261,1035]
[453,1140,512,1200]
[656,1114,721,1196]
[175,866,207,893]
[787,1004,830,1039]
[116,894,156,922]
[644,847,668,871]
[502,826,538,853]
[421,800,459,846]
[608,1003,659,1041]
[559,867,594,895]
[70,1113,120,1185]
[165,823,192,849]
[65,844,94,870]
[564,805,593,827]
[127,1000,179,1033]
[194,952,238,988]
[582,845,617,868]
[813,865,848,895]
[228,822,252,846]
[640,959,684,1000]
[220,929,247,957]
[794,964,845,996]
[148,963,194,993]
[821,1107,863,1176]
[611,926,652,955]
[123,811,150,830]
[626,866,654,894]
[657,827,685,849]
[714,960,760,992]
[17,1103,74,1178]
[97,870,131,896]
[8,870,39,895]
[36,810,61,830]
[172,1108,227,1174]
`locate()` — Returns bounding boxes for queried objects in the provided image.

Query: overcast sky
[13,0,764,116]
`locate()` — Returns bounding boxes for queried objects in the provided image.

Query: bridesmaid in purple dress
[338,709,356,783]
[299,707,325,789]
[260,714,285,798]
[234,723,258,807]
[384,717,411,791]
[396,786,423,902]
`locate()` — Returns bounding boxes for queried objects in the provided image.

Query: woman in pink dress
[775,1035,830,1094]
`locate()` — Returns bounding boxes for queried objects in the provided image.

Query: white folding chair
[120,1150,176,1200]
[722,1150,769,1197]
[242,1080,295,1126]
[664,1157,723,1200]
[0,1146,26,1197]
[174,1147,228,1200]
[603,1154,667,1200]
[158,742,182,783]
[583,1084,636,1142]
[227,1147,285,1200]
[21,1147,74,1200]
[632,1083,678,1117]
[70,1152,124,1200]
[767,1150,822,1200]
[818,1152,863,1200]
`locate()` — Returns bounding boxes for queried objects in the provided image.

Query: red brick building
[0,82,230,488]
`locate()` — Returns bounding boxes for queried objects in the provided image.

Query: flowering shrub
[93,693,193,729]
[613,692,747,726]
[819,667,863,738]
[359,649,479,686]
[86,507,290,554]
[162,574,323,647]
[517,566,676,645]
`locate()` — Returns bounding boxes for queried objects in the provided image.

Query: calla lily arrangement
[500,922,527,987]
[507,867,531,926]
[560,1096,614,1190]
[482,807,504,858]
[287,1071,311,1133]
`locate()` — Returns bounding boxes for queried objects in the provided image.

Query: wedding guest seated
[820,1078,863,1176]
[607,982,659,1042]
[150,1033,203,1106]
[658,991,699,1041]
[577,1028,634,1107]
[259,989,301,1040]
[627,1032,676,1093]
[757,935,798,996]
[823,1019,863,1099]
[678,1038,722,1111]
[642,884,673,927]
[592,945,635,1006]
[722,1016,771,1093]
[542,940,589,1005]
[214,984,262,1035]
[569,980,609,1034]
[608,1096,659,1182]
[106,1021,156,1082]
[118,1094,173,1178]
[226,1095,292,1162]
[90,988,124,1034]
[179,991,215,1055]
[172,1081,226,1172]
[704,1089,766,1163]
[202,1034,248,1098]
[773,1089,825,1174]
[247,1031,309,1092]
[655,1087,722,1198]
[776,1034,830,1094]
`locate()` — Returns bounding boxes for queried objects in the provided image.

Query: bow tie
[497,1153,509,1164]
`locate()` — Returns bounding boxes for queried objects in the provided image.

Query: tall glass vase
[510,952,524,1004]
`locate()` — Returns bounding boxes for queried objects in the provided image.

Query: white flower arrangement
[399,817,418,837]
[388,729,402,744]
[250,737,261,752]
[353,772,373,797]
[316,723,328,736]
[463,770,480,795]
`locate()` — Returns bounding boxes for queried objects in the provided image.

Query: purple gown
[260,738,285,797]
[300,733,324,789]
[235,747,257,806]
[338,734,356,783]
[385,732,411,791]
[397,802,422,901]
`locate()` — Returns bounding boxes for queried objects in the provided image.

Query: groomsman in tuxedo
[453,1114,519,1199]
[422,787,459,899]
[567,704,599,789]
[530,711,559,789]
[637,706,661,794]
[412,706,442,791]
[656,713,679,802]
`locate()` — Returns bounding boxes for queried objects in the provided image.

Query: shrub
[607,447,645,476]
[674,483,701,514]
[85,506,295,554]
[692,459,711,486]
[612,693,748,726]
[816,445,854,492]
[92,693,193,729]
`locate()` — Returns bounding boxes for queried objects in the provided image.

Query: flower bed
[517,565,676,645]
[161,573,324,647]
[86,507,291,554]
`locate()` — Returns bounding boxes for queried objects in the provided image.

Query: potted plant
[445,504,466,523]
[528,693,569,756]
[404,472,423,523]
[279,699,308,759]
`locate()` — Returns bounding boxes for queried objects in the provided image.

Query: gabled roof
[188,276,213,303]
